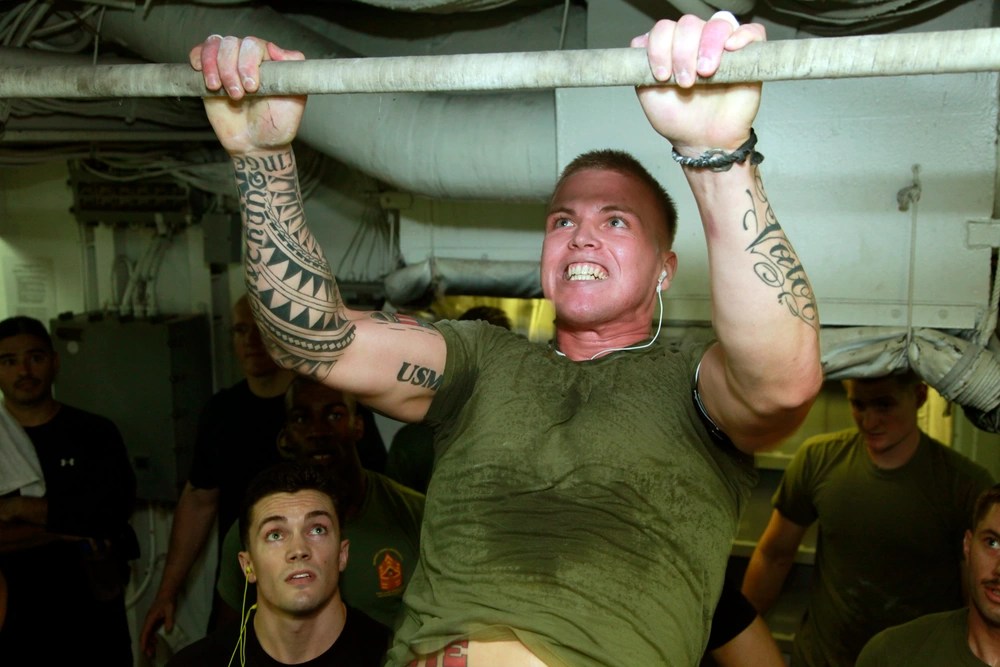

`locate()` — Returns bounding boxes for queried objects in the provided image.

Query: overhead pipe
[2,27,1000,98]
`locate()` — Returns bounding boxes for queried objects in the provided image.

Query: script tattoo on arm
[234,149,354,378]
[741,170,819,330]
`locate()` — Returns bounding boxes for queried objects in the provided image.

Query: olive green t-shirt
[856,609,986,667]
[387,321,757,667]
[775,429,994,667]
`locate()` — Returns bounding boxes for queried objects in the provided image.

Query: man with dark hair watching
[168,460,389,666]
[215,376,424,629]
[857,483,1000,666]
[743,370,994,666]
[0,315,137,664]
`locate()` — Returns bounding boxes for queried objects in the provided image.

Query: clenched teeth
[566,263,608,281]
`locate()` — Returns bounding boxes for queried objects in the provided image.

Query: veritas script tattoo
[235,150,353,378]
[741,171,818,329]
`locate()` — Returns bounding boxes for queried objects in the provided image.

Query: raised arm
[190,36,445,422]
[634,14,822,452]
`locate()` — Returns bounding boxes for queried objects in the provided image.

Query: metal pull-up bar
[1,27,998,98]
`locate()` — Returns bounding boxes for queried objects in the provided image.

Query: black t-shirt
[0,404,136,664]
[168,605,390,666]
[186,380,285,536]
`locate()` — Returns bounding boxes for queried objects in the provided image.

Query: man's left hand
[632,12,765,156]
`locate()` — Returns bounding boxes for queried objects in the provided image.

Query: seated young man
[168,461,389,666]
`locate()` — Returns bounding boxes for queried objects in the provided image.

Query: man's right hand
[139,592,176,657]
[189,35,307,156]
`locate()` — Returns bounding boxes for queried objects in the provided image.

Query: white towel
[0,402,46,497]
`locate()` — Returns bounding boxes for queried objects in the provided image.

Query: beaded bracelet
[670,128,764,172]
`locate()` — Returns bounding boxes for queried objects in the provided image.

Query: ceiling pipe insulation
[91,3,557,201]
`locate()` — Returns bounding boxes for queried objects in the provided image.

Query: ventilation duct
[93,3,557,201]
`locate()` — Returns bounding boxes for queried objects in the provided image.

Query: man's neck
[554,322,655,362]
[247,369,294,398]
[866,428,922,470]
[4,397,60,428]
[967,607,1000,666]
[253,598,347,664]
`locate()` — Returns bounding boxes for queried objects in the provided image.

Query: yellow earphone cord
[227,570,257,667]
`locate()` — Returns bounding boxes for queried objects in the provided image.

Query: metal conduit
[1,27,999,98]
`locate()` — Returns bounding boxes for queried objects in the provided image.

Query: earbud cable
[228,574,257,667]
[588,286,665,360]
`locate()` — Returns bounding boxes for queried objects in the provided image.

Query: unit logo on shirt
[374,547,404,595]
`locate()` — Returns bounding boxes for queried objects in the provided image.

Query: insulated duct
[384,257,543,304]
[356,0,520,10]
[92,3,557,200]
[820,326,1000,413]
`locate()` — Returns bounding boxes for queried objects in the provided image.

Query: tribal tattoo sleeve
[234,149,353,378]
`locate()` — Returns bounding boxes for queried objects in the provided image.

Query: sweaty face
[283,382,362,471]
[241,490,348,618]
[232,298,281,378]
[845,377,924,461]
[541,168,674,331]
[965,504,1000,628]
[0,334,57,409]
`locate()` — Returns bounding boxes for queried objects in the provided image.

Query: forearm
[741,546,795,614]
[0,496,47,526]
[231,148,443,421]
[154,488,218,599]
[234,148,354,378]
[688,162,822,434]
[0,520,59,552]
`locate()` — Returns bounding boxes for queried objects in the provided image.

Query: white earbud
[656,269,668,292]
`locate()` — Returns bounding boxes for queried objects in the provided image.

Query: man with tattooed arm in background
[189,12,822,667]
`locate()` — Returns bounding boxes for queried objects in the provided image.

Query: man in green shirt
[742,371,994,667]
[189,12,824,665]
[856,483,1000,667]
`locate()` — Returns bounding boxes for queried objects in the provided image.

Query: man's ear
[963,529,973,562]
[238,551,256,583]
[339,539,349,574]
[657,251,679,292]
[914,383,929,409]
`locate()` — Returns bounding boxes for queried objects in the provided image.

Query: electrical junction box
[50,312,213,502]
